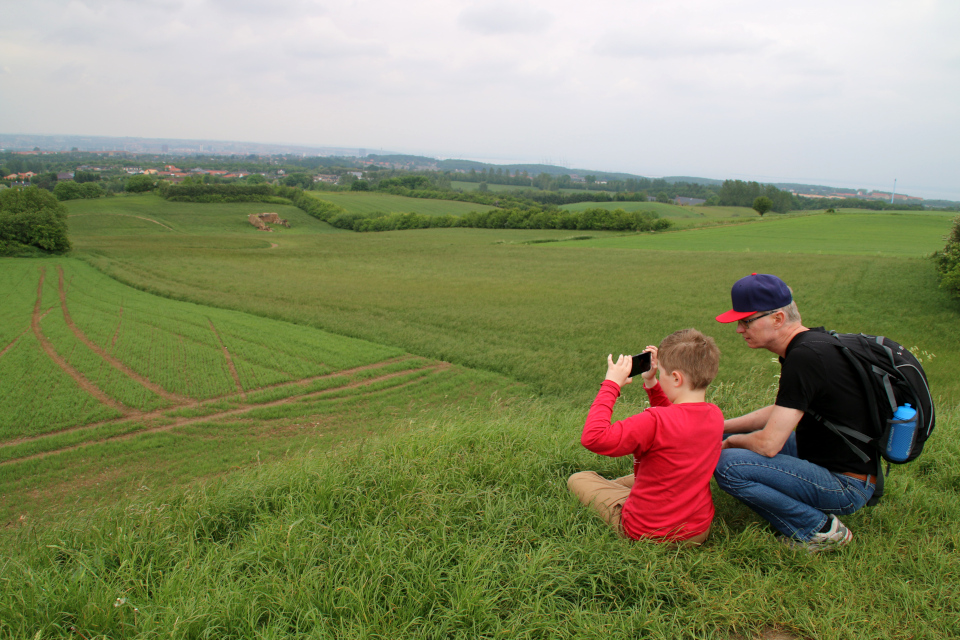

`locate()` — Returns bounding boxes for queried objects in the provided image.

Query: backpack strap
[806,411,872,462]
[837,338,884,437]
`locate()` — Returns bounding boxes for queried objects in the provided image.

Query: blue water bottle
[886,403,917,462]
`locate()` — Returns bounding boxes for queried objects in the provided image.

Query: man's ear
[772,310,786,328]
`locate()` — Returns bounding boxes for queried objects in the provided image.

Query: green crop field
[0,257,520,522]
[2,196,959,639]
[451,180,535,193]
[306,191,497,217]
[73,206,960,407]
[556,212,954,257]
[559,199,758,223]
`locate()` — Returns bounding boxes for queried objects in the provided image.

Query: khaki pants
[567,471,710,545]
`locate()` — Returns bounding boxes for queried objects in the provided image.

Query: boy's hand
[604,354,633,388]
[641,345,659,388]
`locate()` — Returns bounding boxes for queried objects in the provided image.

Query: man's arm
[722,405,804,457]
[723,405,775,434]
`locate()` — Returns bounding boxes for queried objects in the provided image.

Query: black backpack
[812,332,935,504]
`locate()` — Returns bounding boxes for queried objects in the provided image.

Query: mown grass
[306,191,497,217]
[2,392,957,639]
[66,194,345,237]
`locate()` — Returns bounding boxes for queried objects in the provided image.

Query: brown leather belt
[842,471,877,484]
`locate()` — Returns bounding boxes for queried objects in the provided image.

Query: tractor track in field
[67,212,176,231]
[57,266,189,404]
[0,355,419,449]
[32,267,131,415]
[10,265,446,467]
[0,361,448,466]
[208,318,245,398]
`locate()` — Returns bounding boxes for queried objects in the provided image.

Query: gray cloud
[0,0,956,199]
[458,2,554,35]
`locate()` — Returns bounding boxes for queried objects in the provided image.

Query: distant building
[56,172,75,181]
[675,197,706,206]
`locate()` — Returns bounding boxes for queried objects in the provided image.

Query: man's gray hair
[780,300,801,323]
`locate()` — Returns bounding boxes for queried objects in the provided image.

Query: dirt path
[0,355,418,449]
[57,267,189,404]
[67,213,176,231]
[0,361,447,466]
[208,319,245,398]
[32,267,130,415]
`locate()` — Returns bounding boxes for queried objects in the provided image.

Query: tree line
[312,205,671,234]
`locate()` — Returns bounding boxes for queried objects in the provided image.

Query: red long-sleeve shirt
[581,380,723,541]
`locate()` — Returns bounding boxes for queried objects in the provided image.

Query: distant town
[0,133,951,206]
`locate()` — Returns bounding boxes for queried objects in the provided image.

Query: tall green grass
[2,394,957,639]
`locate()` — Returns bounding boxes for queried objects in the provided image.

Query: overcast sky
[1,0,957,198]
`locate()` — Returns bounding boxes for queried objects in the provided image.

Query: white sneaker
[783,515,853,552]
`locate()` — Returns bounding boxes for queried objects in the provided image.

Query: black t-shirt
[775,327,876,474]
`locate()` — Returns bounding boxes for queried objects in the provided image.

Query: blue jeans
[714,434,875,540]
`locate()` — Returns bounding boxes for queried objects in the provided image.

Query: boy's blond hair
[658,329,720,390]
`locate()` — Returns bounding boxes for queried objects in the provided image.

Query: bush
[79,182,104,199]
[126,174,157,193]
[54,180,83,201]
[933,215,960,298]
[0,186,71,254]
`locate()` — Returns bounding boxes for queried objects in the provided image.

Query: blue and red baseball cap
[715,273,792,323]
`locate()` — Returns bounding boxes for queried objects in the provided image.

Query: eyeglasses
[737,310,777,328]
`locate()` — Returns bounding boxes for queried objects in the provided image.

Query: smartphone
[629,351,652,378]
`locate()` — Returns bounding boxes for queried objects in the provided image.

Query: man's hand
[604,354,633,388]
[721,405,804,457]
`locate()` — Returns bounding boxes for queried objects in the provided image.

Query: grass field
[73,209,960,407]
[306,191,497,217]
[66,194,345,238]
[451,180,534,193]
[2,197,959,638]
[556,212,955,257]
[558,200,756,221]
[0,257,521,522]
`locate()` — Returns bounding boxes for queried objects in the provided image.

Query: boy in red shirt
[568,329,723,544]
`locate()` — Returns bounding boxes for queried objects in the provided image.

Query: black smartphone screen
[629,351,652,377]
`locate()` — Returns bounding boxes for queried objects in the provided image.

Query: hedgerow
[321,206,672,233]
[158,183,277,201]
